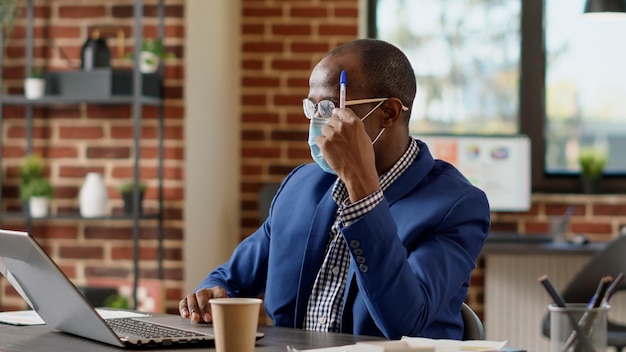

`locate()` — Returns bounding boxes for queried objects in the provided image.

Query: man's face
[307,52,369,115]
[307,52,385,145]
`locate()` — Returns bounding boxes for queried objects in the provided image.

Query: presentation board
[418,135,531,212]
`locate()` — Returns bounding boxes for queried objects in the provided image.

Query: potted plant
[19,154,54,217]
[104,293,130,309]
[118,180,147,214]
[24,67,46,99]
[0,0,20,39]
[138,38,174,73]
[578,147,607,194]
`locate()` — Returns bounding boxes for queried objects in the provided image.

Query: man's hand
[179,286,228,323]
[317,108,380,202]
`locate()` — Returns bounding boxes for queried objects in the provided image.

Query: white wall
[184,0,241,294]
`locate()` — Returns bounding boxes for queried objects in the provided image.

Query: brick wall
[0,0,185,313]
[2,0,625,324]
[239,0,359,236]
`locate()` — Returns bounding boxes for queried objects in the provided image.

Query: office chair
[258,183,281,222]
[541,235,626,351]
[462,302,486,340]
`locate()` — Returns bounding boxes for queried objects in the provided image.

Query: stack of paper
[291,337,507,352]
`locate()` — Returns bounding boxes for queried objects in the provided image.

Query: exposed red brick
[47,26,81,38]
[243,24,265,35]
[59,126,104,139]
[242,76,280,87]
[290,7,328,17]
[291,42,330,53]
[241,129,266,140]
[85,266,129,278]
[59,246,104,260]
[335,7,359,17]
[271,130,307,141]
[111,126,157,139]
[58,166,106,178]
[242,147,281,159]
[272,24,311,36]
[242,94,267,106]
[86,147,131,159]
[242,59,263,70]
[85,105,132,119]
[58,6,106,18]
[274,94,305,106]
[593,204,626,216]
[271,59,312,71]
[243,41,284,53]
[242,7,283,17]
[242,113,280,124]
[319,25,358,36]
[33,225,79,239]
[7,126,51,139]
[570,222,612,235]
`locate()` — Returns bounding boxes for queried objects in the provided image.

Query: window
[545,0,626,176]
[368,0,626,193]
[373,0,520,135]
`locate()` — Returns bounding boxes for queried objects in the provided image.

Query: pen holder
[549,303,609,352]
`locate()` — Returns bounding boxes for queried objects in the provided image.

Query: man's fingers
[180,287,230,323]
[195,290,212,323]
[178,297,190,318]
[184,293,202,322]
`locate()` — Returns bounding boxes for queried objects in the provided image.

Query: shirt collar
[332,139,420,205]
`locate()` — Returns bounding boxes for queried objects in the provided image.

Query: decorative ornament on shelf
[79,172,109,217]
[118,180,147,215]
[19,154,54,218]
[578,146,608,194]
[24,67,46,99]
[138,38,174,73]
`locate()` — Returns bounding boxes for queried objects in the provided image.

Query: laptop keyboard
[106,318,207,339]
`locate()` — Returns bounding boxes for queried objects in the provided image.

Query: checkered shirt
[304,139,419,332]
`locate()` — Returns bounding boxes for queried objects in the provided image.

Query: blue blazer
[199,139,490,340]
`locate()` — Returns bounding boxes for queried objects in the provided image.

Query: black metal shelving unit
[0,0,165,310]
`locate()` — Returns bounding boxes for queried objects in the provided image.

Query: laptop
[0,229,263,348]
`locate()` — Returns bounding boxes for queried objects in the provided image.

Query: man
[180,39,490,340]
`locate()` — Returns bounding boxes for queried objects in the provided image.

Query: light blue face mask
[308,101,386,174]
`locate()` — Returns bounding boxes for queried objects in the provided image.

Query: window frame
[367,0,626,194]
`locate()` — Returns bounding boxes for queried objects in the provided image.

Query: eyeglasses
[302,98,409,119]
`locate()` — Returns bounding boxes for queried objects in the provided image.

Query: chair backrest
[461,302,486,340]
[258,183,281,222]
[561,235,626,303]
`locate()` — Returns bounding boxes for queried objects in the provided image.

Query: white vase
[24,78,45,99]
[29,197,49,218]
[79,172,108,217]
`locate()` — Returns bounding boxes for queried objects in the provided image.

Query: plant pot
[139,51,160,73]
[122,191,144,214]
[581,178,601,194]
[29,196,49,218]
[24,78,45,99]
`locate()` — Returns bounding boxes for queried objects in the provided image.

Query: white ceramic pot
[29,196,49,218]
[139,51,160,73]
[79,172,108,217]
[24,78,46,99]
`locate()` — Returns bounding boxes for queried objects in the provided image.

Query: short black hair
[328,39,416,123]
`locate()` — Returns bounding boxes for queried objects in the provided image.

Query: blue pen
[339,70,346,109]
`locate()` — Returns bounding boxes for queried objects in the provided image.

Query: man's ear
[380,98,405,127]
